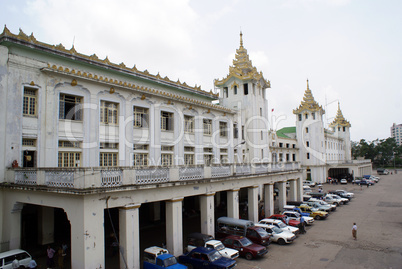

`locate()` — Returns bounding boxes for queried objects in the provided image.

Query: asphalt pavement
[236,171,402,269]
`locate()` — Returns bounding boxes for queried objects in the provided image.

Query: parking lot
[236,171,402,269]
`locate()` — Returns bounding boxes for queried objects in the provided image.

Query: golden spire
[214,32,270,89]
[329,102,351,127]
[293,80,325,114]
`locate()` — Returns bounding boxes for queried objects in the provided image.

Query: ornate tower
[214,32,271,163]
[329,102,352,161]
[293,80,326,182]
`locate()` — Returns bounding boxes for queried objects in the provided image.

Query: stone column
[38,206,54,245]
[200,193,215,236]
[248,186,259,222]
[166,198,183,257]
[119,204,141,269]
[277,181,287,213]
[67,201,104,269]
[9,203,23,249]
[288,179,298,201]
[263,183,274,218]
[296,177,303,201]
[227,189,239,219]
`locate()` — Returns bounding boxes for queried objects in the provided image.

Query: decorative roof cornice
[214,32,270,89]
[293,80,325,114]
[42,63,233,113]
[0,26,218,99]
[329,102,351,127]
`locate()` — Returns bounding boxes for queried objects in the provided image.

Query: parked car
[308,198,337,211]
[328,190,351,201]
[284,205,311,218]
[326,194,349,204]
[0,249,32,269]
[186,233,239,260]
[303,181,316,187]
[268,214,300,227]
[255,224,297,245]
[258,218,299,235]
[143,246,187,269]
[282,211,315,225]
[335,189,354,198]
[304,200,333,212]
[377,168,389,175]
[178,247,236,269]
[340,178,347,184]
[298,204,329,220]
[221,235,268,260]
[323,195,341,206]
[216,217,271,246]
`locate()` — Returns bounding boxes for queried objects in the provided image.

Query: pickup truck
[143,246,187,269]
[186,233,239,260]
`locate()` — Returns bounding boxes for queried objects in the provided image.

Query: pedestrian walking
[352,223,357,240]
[46,245,56,269]
[299,216,306,234]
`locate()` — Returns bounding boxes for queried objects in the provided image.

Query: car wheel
[278,238,286,245]
[245,252,253,260]
[315,215,321,220]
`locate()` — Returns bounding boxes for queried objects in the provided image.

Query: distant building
[391,123,402,146]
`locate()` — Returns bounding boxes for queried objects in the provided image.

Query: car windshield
[163,256,178,266]
[277,222,286,228]
[208,250,222,262]
[272,226,282,233]
[214,242,225,251]
[255,227,269,237]
[239,237,252,246]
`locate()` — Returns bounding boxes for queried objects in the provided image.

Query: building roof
[214,32,270,89]
[0,26,218,100]
[293,80,325,114]
[276,127,296,138]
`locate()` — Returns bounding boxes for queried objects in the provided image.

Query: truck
[143,246,187,269]
[186,232,239,260]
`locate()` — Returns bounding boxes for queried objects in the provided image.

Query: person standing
[299,216,306,234]
[352,223,357,240]
[46,245,56,269]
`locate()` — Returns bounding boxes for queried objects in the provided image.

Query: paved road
[236,172,402,269]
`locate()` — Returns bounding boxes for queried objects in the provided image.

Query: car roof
[187,232,214,241]
[191,247,216,254]
[144,246,169,255]
[0,249,30,258]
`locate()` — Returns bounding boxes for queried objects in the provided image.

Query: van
[216,217,271,246]
[0,249,32,269]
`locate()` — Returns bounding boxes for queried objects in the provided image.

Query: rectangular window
[161,145,174,151]
[204,154,213,166]
[312,112,316,120]
[203,119,212,135]
[279,143,283,148]
[223,87,228,98]
[243,83,248,95]
[23,88,37,116]
[260,108,262,116]
[234,85,237,95]
[22,138,36,146]
[234,124,238,139]
[133,106,149,128]
[219,122,228,137]
[134,144,149,150]
[161,154,173,166]
[298,114,302,121]
[305,127,309,133]
[242,126,245,139]
[133,153,148,167]
[59,141,81,148]
[184,115,194,133]
[99,153,118,167]
[286,143,289,148]
[305,113,308,119]
[58,152,81,167]
[161,111,174,131]
[292,154,296,161]
[343,127,346,132]
[286,154,290,161]
[100,101,118,124]
[100,142,118,149]
[306,141,310,147]
[293,144,296,148]
[59,94,82,120]
[184,154,194,165]
[279,153,283,162]
[307,153,310,159]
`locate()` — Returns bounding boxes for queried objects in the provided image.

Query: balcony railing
[5,162,301,190]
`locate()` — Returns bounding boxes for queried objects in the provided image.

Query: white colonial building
[0,27,370,269]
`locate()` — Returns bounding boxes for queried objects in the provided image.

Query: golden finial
[240,31,243,48]
[307,79,309,90]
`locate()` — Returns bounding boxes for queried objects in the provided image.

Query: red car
[221,235,268,260]
[269,214,300,227]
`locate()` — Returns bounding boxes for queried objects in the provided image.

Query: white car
[327,194,349,204]
[340,179,347,184]
[323,195,341,206]
[309,198,337,211]
[335,190,354,199]
[303,181,316,187]
[258,218,299,235]
[282,211,315,225]
[255,224,297,245]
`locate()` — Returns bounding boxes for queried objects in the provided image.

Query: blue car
[178,247,236,269]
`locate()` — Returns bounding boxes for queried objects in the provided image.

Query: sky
[1,0,401,142]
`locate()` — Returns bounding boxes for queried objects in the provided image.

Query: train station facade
[0,27,371,268]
